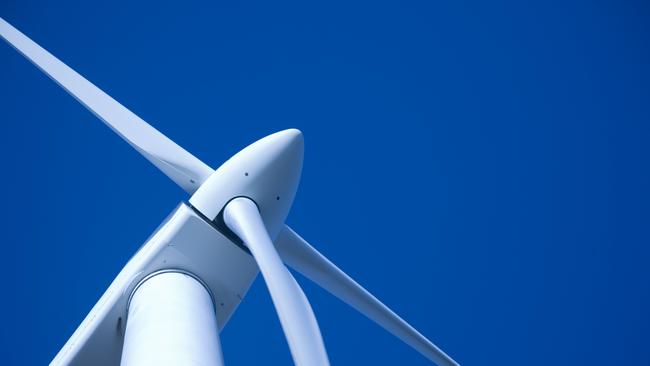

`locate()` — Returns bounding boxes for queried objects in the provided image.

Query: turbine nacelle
[189,128,304,239]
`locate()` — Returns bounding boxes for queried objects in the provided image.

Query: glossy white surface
[224,198,329,366]
[0,17,213,193]
[190,129,303,240]
[121,272,224,366]
[275,226,460,366]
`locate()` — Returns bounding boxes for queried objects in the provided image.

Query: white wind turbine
[0,17,460,366]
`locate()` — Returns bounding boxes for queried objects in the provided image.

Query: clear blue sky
[1,0,649,365]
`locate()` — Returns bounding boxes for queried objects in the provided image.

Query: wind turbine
[0,17,460,366]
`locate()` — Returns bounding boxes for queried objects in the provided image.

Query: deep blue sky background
[1,1,649,365]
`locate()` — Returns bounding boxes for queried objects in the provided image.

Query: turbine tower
[0,16,460,366]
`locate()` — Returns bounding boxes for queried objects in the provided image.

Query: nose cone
[258,128,304,165]
[241,128,303,185]
[275,128,304,145]
[190,129,305,238]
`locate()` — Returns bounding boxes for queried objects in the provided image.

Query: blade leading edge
[223,198,330,366]
[0,17,213,193]
[275,226,460,366]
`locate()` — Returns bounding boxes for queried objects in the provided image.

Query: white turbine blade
[275,226,460,366]
[0,17,213,193]
[223,198,330,366]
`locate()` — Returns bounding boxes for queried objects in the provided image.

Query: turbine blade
[223,198,330,366]
[275,225,460,366]
[0,17,213,193]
